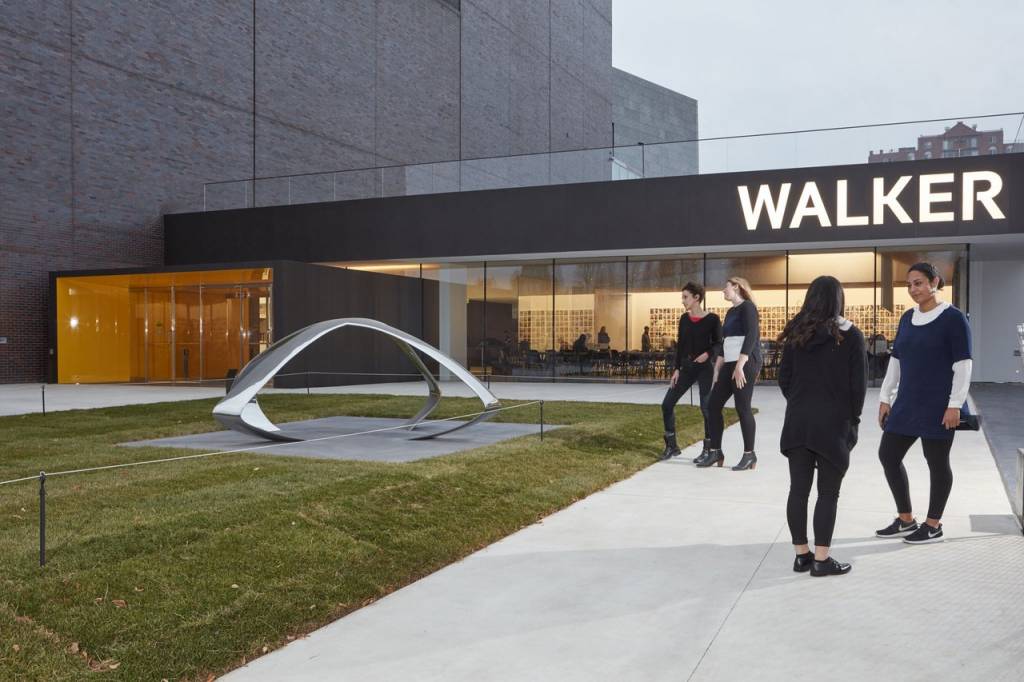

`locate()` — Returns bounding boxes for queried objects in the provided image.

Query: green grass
[0,394,732,680]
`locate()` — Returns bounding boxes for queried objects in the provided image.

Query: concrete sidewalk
[222,386,1024,682]
[0,379,670,416]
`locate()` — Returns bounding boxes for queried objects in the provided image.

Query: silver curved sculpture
[212,318,501,442]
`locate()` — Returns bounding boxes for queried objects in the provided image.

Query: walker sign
[737,170,1006,231]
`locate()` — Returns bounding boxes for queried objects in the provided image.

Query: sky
[612,0,1024,172]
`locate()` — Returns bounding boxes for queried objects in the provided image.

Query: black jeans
[707,360,760,451]
[786,447,844,547]
[878,431,955,521]
[661,360,713,438]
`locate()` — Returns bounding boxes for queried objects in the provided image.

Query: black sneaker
[875,518,919,538]
[810,556,852,577]
[903,523,943,544]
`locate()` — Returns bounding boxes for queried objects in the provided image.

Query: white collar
[836,316,853,331]
[911,301,950,326]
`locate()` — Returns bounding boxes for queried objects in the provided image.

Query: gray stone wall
[612,67,698,177]
[0,0,691,382]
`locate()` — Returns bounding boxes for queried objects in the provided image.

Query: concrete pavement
[220,386,1024,682]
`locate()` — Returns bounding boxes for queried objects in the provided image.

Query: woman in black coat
[778,276,867,577]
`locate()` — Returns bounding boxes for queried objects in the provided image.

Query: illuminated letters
[789,181,831,228]
[836,179,869,226]
[962,170,1005,220]
[738,183,791,230]
[919,173,955,223]
[737,171,1005,230]
[872,176,913,224]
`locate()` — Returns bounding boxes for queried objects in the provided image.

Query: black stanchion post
[306,370,310,396]
[41,384,46,416]
[540,401,544,441]
[39,471,46,567]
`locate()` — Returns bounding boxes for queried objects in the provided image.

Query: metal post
[39,471,46,567]
[41,384,46,415]
[540,401,544,441]
[306,370,310,396]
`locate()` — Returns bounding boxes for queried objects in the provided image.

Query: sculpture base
[121,416,549,463]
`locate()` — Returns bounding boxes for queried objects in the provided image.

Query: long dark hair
[777,275,846,348]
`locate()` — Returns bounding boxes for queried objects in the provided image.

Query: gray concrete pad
[970,382,1024,516]
[221,386,1024,682]
[121,416,546,463]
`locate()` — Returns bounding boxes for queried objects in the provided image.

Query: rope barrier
[0,400,544,488]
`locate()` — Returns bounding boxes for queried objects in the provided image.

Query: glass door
[145,288,174,382]
[175,286,201,381]
[201,286,244,381]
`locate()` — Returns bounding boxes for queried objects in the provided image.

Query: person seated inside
[641,326,652,352]
[572,333,588,353]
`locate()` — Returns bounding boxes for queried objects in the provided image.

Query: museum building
[50,152,1024,387]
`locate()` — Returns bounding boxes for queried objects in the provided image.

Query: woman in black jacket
[778,275,867,577]
[659,282,722,460]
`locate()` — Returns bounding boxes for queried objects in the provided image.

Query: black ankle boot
[731,451,757,471]
[793,551,813,573]
[692,438,710,464]
[696,448,724,468]
[810,556,852,577]
[660,432,681,460]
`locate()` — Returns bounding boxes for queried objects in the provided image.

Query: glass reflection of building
[338,245,967,384]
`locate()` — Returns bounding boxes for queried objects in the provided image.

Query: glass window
[705,253,787,379]
[626,256,704,379]
[423,263,485,379]
[554,258,627,380]
[483,260,553,380]
[877,247,966,327]
[788,250,881,380]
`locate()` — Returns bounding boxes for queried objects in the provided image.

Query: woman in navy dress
[875,263,972,545]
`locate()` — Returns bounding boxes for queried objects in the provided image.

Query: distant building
[869,121,1023,163]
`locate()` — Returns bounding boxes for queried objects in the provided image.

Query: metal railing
[202,112,1024,211]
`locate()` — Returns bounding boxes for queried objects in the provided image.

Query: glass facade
[330,244,967,383]
[56,268,272,383]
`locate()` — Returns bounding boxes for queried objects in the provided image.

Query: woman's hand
[732,361,747,389]
[670,369,679,388]
[694,352,709,364]
[942,407,960,430]
[878,402,891,429]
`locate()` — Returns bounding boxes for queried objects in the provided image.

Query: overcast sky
[612,0,1024,171]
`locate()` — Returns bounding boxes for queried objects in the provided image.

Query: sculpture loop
[212,318,501,441]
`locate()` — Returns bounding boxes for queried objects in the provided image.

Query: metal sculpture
[212,318,500,442]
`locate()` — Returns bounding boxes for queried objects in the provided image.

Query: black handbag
[955,404,981,431]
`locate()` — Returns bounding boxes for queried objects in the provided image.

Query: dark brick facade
[1,0,692,383]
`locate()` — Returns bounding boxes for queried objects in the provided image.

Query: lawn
[0,393,729,680]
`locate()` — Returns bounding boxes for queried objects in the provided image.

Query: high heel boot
[692,438,711,464]
[660,432,681,460]
[695,448,724,468]
[731,450,757,471]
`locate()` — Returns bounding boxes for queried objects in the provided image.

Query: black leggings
[786,447,844,547]
[707,360,759,451]
[878,431,954,520]
[661,360,713,438]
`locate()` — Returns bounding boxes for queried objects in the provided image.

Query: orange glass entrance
[56,269,272,384]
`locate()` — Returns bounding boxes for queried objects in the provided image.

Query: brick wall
[1,0,688,383]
